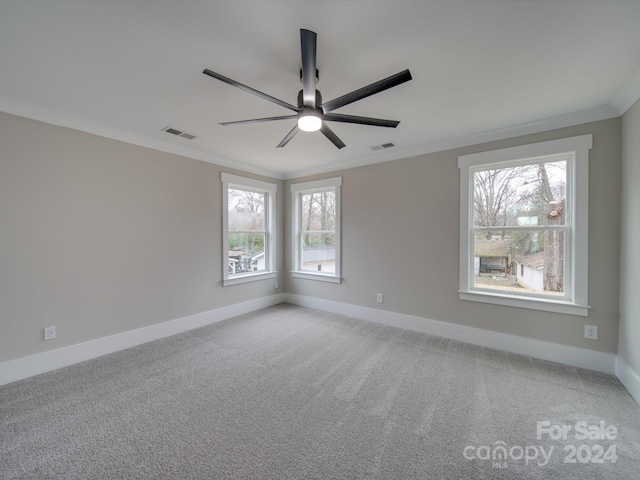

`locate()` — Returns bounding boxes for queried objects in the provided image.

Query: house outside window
[458,135,592,316]
[291,177,342,283]
[221,173,277,286]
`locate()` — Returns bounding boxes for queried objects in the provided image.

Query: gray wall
[0,112,283,363]
[619,99,640,373]
[286,118,621,354]
[0,110,624,364]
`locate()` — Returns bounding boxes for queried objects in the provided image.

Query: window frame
[221,173,277,286]
[458,135,592,316]
[290,177,342,283]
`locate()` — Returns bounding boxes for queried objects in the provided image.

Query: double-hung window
[291,177,342,283]
[458,135,592,316]
[221,173,276,286]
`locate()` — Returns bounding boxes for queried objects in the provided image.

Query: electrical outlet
[376,293,384,304]
[274,281,278,289]
[44,326,56,341]
[584,325,598,340]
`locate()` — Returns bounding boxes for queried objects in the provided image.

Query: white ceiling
[1,0,639,179]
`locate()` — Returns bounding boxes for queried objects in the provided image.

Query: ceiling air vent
[162,126,197,140]
[370,142,395,151]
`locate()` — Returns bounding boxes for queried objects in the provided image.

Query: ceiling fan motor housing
[297,90,322,108]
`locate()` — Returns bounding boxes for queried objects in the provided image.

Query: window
[221,173,277,286]
[291,177,342,283]
[458,135,592,316]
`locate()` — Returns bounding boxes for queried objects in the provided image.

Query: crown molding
[0,94,626,182]
[611,67,640,116]
[283,104,620,179]
[0,95,284,180]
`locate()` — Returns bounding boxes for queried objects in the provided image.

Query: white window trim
[290,177,342,283]
[221,172,277,287]
[458,135,592,316]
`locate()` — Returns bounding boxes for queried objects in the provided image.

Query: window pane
[301,232,335,273]
[228,189,265,231]
[473,230,565,295]
[228,232,266,274]
[301,191,335,232]
[473,157,568,228]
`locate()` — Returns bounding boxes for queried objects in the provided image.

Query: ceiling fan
[203,29,412,149]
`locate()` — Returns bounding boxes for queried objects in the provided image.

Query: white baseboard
[3,293,625,391]
[615,356,640,406]
[285,294,616,374]
[0,293,285,386]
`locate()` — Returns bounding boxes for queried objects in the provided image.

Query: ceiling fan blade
[277,125,300,148]
[220,115,297,126]
[203,69,299,112]
[321,69,412,113]
[320,123,346,149]
[323,113,400,128]
[300,29,317,107]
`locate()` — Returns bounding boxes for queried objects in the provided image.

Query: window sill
[223,271,277,287]
[458,290,589,316]
[291,271,342,284]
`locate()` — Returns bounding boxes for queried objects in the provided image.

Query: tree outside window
[458,135,591,316]
[291,177,342,282]
[472,158,567,294]
[221,173,276,286]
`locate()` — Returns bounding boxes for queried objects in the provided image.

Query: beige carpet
[2,303,639,479]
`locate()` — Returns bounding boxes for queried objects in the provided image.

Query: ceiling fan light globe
[298,115,322,132]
